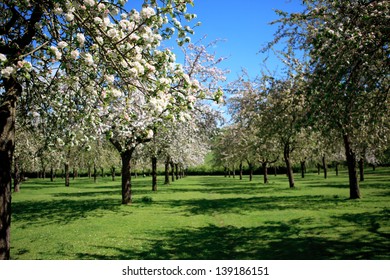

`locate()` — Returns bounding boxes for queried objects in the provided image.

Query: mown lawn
[10,168,390,260]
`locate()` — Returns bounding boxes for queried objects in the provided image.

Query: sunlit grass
[11,168,390,260]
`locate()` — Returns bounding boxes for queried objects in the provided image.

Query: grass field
[10,168,390,260]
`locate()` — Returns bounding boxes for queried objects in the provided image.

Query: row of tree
[212,0,389,199]
[0,0,225,260]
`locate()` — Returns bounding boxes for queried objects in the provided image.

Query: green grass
[10,168,390,260]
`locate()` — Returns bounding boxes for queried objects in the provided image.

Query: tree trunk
[284,144,295,188]
[248,163,253,181]
[224,167,227,177]
[50,166,54,182]
[335,162,339,176]
[72,168,77,180]
[262,162,268,184]
[164,156,170,185]
[151,156,157,191]
[317,163,321,175]
[101,167,104,178]
[322,154,327,179]
[13,157,20,193]
[111,167,115,181]
[64,162,70,187]
[170,161,175,182]
[359,158,364,182]
[232,165,236,179]
[88,165,91,178]
[343,134,361,199]
[175,164,179,180]
[239,162,243,180]
[121,150,133,204]
[274,166,277,176]
[300,161,305,178]
[93,163,97,183]
[0,89,17,260]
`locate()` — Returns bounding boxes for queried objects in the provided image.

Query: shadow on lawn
[12,198,125,227]
[77,214,390,260]
[158,195,345,215]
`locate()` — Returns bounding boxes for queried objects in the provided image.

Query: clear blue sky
[179,0,304,82]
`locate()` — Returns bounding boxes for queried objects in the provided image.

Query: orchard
[1,0,389,261]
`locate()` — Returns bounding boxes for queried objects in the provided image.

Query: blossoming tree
[0,0,199,260]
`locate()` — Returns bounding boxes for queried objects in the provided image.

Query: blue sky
[177,0,304,82]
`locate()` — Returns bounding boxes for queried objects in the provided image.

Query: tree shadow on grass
[12,198,125,227]
[158,195,346,216]
[76,217,389,260]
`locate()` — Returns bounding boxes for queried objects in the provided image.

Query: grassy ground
[10,168,390,260]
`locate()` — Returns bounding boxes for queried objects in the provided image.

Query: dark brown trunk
[224,167,227,177]
[284,144,295,188]
[359,158,364,182]
[300,161,305,178]
[72,168,77,180]
[13,157,20,192]
[239,162,243,180]
[322,154,327,179]
[317,163,321,175]
[152,156,157,191]
[232,165,235,179]
[343,134,361,199]
[175,164,179,180]
[88,165,91,178]
[93,163,97,183]
[164,156,170,185]
[248,163,253,181]
[335,162,339,176]
[262,162,268,184]
[170,162,175,182]
[121,150,133,204]
[274,166,277,176]
[50,166,54,182]
[64,162,70,187]
[111,167,115,181]
[0,90,17,260]
[101,167,104,178]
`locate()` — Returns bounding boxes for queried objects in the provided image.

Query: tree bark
[93,163,97,183]
[343,134,361,199]
[300,161,305,178]
[359,158,364,182]
[164,156,170,185]
[248,162,253,181]
[239,162,243,180]
[111,166,115,181]
[151,156,157,191]
[170,161,175,182]
[175,164,179,180]
[322,154,327,179]
[0,88,17,259]
[262,162,269,184]
[64,162,70,187]
[284,143,295,188]
[335,162,339,176]
[50,166,54,182]
[13,156,20,193]
[120,150,134,204]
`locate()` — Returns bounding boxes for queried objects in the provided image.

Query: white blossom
[65,12,74,22]
[1,66,16,78]
[76,33,86,46]
[70,50,79,60]
[140,7,156,19]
